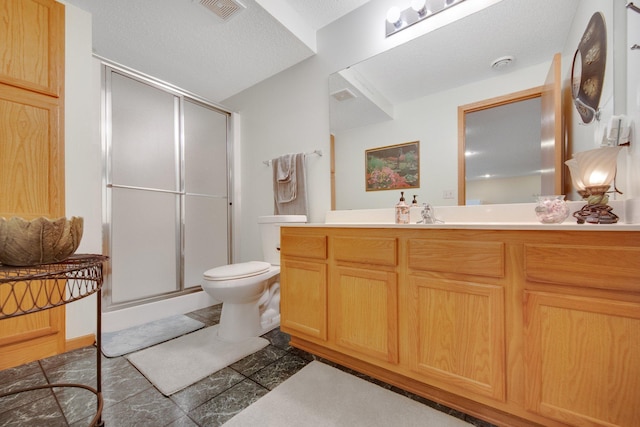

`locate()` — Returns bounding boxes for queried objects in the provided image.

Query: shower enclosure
[102,62,231,313]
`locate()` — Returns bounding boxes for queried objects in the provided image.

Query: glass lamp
[565,146,622,223]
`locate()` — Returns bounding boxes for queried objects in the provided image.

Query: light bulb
[588,170,608,186]
[386,7,402,26]
[411,0,427,16]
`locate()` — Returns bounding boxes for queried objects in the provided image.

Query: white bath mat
[101,314,205,357]
[126,325,269,395]
[223,361,471,427]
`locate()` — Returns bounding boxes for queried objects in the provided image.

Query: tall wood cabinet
[281,226,640,427]
[0,0,66,369]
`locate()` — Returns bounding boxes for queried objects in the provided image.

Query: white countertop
[287,200,640,231]
[292,222,640,231]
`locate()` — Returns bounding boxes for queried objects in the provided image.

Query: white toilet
[202,215,307,342]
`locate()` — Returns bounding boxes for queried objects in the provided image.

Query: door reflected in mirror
[460,91,542,205]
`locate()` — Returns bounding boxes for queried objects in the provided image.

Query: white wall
[223,56,332,262]
[62,2,103,339]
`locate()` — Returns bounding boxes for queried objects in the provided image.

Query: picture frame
[365,141,420,191]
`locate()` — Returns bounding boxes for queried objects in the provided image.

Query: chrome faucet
[417,203,443,224]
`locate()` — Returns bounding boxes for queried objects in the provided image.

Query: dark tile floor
[0,305,496,426]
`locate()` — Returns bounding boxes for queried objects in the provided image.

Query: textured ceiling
[62,0,370,103]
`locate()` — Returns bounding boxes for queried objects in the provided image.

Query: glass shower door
[104,67,230,309]
[109,72,180,304]
[183,99,229,288]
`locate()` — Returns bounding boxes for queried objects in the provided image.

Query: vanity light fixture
[565,146,623,224]
[386,0,466,37]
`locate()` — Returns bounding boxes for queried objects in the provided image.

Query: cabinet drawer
[333,236,397,266]
[525,244,640,291]
[281,234,327,260]
[408,239,504,278]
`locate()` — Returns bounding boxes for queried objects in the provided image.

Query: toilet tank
[258,215,307,265]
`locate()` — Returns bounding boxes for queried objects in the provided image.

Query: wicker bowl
[0,216,83,266]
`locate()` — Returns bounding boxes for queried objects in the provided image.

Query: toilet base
[216,298,281,343]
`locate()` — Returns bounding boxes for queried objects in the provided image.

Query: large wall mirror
[330,0,620,210]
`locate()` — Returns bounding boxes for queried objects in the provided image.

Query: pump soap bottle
[395,191,410,224]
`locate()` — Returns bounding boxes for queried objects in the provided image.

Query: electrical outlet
[443,190,455,199]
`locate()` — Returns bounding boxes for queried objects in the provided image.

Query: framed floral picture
[365,141,420,191]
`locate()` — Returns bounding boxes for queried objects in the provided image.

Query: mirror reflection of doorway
[464,94,542,205]
[458,54,562,205]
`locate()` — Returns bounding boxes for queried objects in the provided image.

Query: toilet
[202,215,307,342]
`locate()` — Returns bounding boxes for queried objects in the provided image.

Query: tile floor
[0,305,496,426]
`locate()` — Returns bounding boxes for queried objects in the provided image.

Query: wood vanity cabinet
[279,232,328,341]
[280,226,640,427]
[522,239,640,427]
[330,235,399,365]
[405,237,506,402]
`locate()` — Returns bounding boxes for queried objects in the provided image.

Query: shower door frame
[100,59,234,312]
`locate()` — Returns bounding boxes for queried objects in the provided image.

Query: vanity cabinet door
[524,291,640,427]
[407,274,506,402]
[330,265,398,365]
[280,258,327,341]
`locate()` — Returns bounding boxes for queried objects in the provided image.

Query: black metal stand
[0,254,109,427]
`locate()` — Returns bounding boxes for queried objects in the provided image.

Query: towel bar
[263,150,323,166]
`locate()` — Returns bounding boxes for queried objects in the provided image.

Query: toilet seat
[204,261,271,281]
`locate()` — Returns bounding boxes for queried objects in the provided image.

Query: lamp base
[573,203,619,224]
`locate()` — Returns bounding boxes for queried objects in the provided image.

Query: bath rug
[101,314,205,357]
[126,325,268,395]
[223,361,470,427]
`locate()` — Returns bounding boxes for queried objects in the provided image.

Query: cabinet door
[524,292,640,427]
[331,266,398,364]
[408,275,505,401]
[280,259,327,341]
[0,0,64,97]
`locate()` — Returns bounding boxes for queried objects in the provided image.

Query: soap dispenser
[395,191,410,224]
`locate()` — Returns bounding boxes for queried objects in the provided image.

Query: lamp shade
[566,146,622,189]
[564,158,585,191]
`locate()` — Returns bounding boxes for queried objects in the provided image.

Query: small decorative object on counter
[395,192,410,224]
[411,195,418,207]
[534,195,570,224]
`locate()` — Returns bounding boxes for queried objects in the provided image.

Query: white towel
[273,153,308,216]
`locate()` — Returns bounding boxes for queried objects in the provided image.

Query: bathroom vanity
[279,216,640,427]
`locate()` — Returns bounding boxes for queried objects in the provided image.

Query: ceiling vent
[491,55,515,70]
[200,0,246,21]
[331,88,357,102]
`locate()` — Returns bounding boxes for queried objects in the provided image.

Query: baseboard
[66,334,95,352]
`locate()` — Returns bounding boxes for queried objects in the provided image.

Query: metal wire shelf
[0,254,108,427]
[0,254,108,319]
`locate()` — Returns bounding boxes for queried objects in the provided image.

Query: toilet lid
[204,261,271,281]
